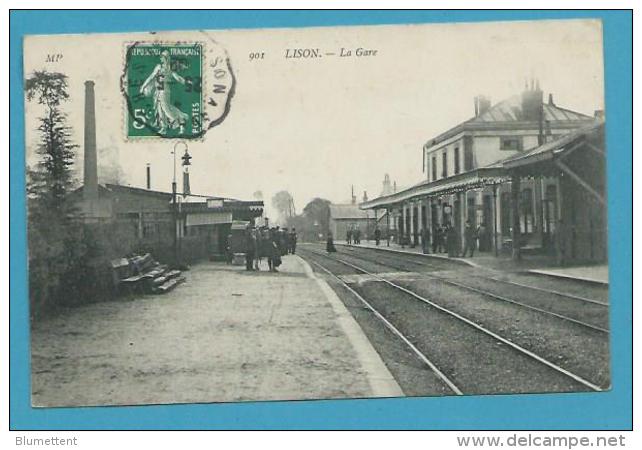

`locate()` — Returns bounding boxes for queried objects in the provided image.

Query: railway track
[299,246,608,394]
[337,244,608,306]
[334,245,609,333]
[309,259,464,396]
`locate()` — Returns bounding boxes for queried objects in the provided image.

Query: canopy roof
[503,121,604,169]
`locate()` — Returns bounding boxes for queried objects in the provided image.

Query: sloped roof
[472,95,591,123]
[427,95,594,147]
[503,121,604,169]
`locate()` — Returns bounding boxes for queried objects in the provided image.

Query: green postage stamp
[123,40,234,140]
[125,43,204,139]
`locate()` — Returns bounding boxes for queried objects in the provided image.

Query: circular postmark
[121,36,235,140]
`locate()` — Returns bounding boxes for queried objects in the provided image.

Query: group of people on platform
[326,220,488,258]
[419,220,486,258]
[243,225,298,272]
[336,220,487,258]
[345,226,363,245]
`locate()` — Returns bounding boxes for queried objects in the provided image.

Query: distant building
[328,204,382,241]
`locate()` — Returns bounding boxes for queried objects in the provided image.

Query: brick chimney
[477,95,491,116]
[363,190,368,202]
[83,80,98,200]
[521,77,544,122]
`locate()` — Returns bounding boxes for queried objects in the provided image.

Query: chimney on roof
[521,77,543,122]
[351,185,356,205]
[393,181,397,193]
[381,173,393,196]
[146,163,151,190]
[83,80,98,200]
[544,120,552,143]
[477,95,491,116]
[548,93,555,106]
[363,191,368,202]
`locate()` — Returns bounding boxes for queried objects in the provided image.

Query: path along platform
[334,240,608,285]
[31,255,401,407]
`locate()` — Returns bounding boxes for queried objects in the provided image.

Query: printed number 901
[249,52,265,61]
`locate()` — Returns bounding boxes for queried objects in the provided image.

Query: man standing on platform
[421,226,430,254]
[289,228,298,254]
[446,224,458,257]
[462,220,478,257]
[374,226,381,246]
[244,225,257,271]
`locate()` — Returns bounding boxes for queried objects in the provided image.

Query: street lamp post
[172,141,188,266]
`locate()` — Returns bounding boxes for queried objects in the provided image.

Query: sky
[23,19,604,221]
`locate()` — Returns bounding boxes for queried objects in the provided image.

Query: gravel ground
[344,245,609,301]
[331,247,611,388]
[333,245,610,332]
[337,247,610,330]
[443,273,609,330]
[299,244,610,395]
[326,280,455,397]
[31,257,385,407]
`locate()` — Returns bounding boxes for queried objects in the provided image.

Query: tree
[280,198,332,242]
[25,71,77,205]
[271,190,295,223]
[303,198,331,234]
[25,70,87,317]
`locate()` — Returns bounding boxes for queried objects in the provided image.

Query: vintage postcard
[23,19,608,407]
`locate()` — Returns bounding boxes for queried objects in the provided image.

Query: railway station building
[360,81,605,264]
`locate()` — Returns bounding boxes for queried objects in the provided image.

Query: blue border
[10,10,632,430]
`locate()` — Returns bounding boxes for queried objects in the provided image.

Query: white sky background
[23,19,604,220]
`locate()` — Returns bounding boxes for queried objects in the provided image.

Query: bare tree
[271,190,294,223]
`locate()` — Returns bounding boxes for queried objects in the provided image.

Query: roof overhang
[361,167,507,210]
[503,122,603,170]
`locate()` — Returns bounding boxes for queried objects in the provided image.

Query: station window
[143,222,158,239]
[464,147,474,171]
[431,156,437,181]
[425,152,429,177]
[520,188,534,234]
[441,151,448,178]
[500,136,523,151]
[454,147,461,174]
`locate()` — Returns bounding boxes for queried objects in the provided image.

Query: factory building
[72,80,263,264]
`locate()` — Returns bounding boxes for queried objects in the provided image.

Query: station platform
[334,240,609,285]
[31,255,402,407]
